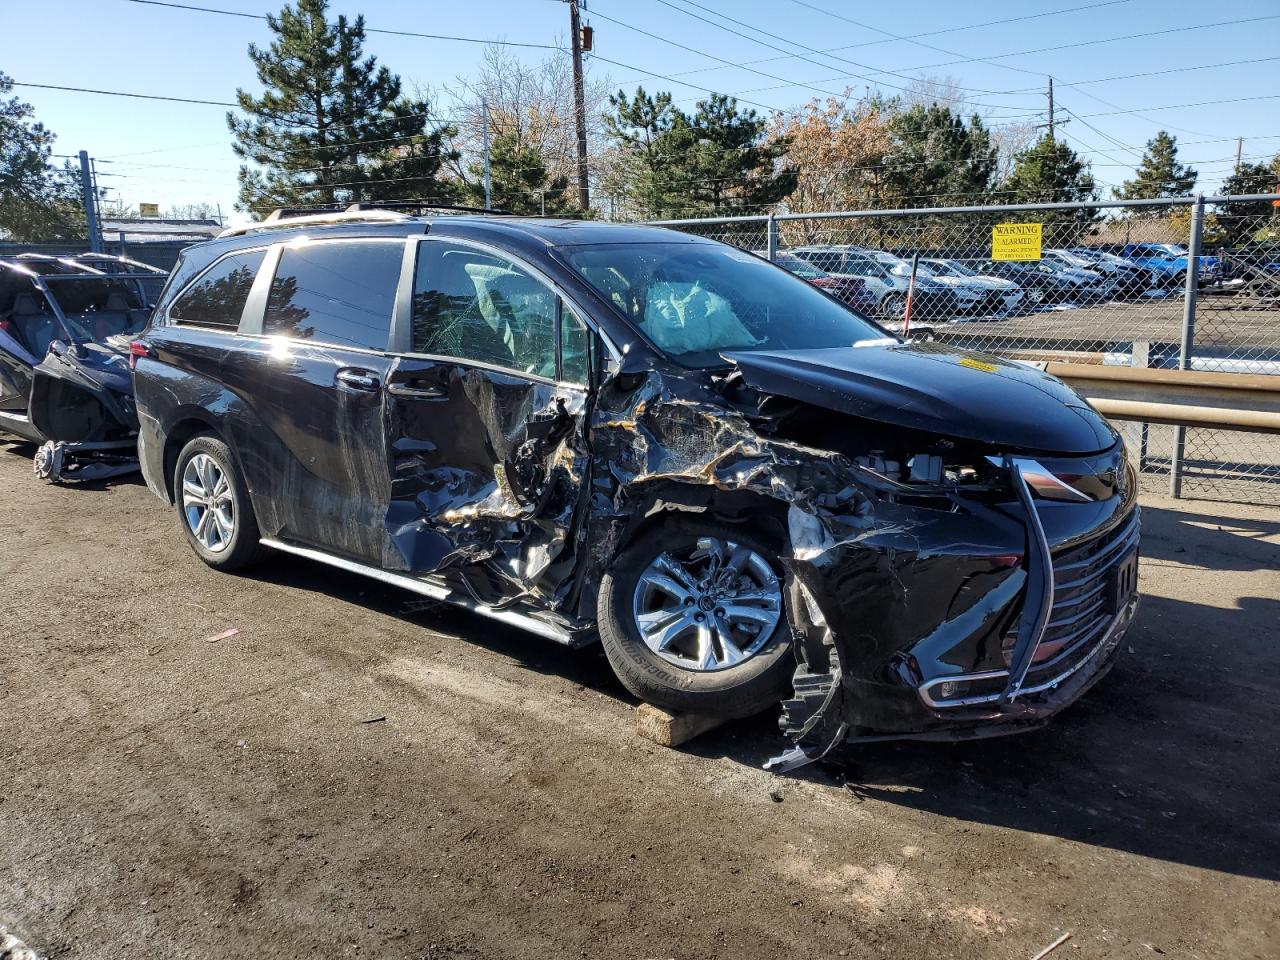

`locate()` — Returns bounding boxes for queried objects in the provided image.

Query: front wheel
[173,433,264,571]
[880,293,906,321]
[597,519,794,719]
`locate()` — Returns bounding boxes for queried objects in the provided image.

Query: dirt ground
[1,441,1277,960]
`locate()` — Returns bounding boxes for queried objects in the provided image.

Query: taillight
[129,340,154,370]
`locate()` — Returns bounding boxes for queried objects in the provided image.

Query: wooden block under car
[634,703,725,747]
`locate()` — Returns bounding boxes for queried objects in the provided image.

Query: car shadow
[1137,503,1280,572]
[692,590,1280,884]
[241,551,633,705]
[242,515,1280,884]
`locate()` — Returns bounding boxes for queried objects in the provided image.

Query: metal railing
[649,195,1280,505]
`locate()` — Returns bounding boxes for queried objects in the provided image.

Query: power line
[645,0,1037,107]
[13,81,237,107]
[617,1,1136,85]
[119,0,560,49]
[1075,95,1280,120]
[999,55,1280,95]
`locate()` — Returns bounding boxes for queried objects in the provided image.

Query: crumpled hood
[724,342,1118,454]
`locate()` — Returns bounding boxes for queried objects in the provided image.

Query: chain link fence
[650,195,1280,506]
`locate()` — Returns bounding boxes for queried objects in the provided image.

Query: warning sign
[992,222,1042,261]
[139,202,160,218]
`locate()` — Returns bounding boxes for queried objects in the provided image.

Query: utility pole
[1047,77,1055,142]
[78,150,102,253]
[568,0,591,212]
[481,99,492,210]
[1234,137,1243,173]
[1036,77,1068,142]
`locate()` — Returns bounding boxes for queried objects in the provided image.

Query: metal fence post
[767,214,778,262]
[1132,339,1150,472]
[1169,194,1204,498]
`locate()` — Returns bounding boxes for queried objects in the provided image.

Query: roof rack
[216,208,414,239]
[345,200,514,216]
[215,199,515,240]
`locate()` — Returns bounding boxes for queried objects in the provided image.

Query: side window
[263,240,401,350]
[411,241,561,380]
[170,249,265,328]
[560,305,591,386]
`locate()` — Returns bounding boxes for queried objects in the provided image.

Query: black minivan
[132,207,1139,769]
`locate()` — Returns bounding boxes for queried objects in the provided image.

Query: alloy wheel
[631,537,782,672]
[182,453,235,553]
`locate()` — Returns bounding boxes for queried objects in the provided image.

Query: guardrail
[1045,363,1280,435]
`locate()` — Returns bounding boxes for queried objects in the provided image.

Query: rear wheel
[173,433,264,571]
[597,519,794,719]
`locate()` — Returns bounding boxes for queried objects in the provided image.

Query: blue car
[1120,243,1220,287]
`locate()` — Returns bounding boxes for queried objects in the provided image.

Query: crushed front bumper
[770,457,1140,770]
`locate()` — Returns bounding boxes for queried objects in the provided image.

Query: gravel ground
[1,440,1277,960]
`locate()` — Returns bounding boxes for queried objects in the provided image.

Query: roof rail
[216,208,414,239]
[345,200,514,216]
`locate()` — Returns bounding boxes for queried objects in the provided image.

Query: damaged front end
[28,338,140,482]
[580,341,1139,770]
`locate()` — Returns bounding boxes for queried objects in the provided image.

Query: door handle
[386,380,447,400]
[335,368,382,392]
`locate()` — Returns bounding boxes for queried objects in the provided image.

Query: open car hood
[723,342,1118,455]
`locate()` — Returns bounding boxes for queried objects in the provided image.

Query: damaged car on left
[0,253,167,481]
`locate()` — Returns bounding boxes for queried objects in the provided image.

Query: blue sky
[6,0,1279,224]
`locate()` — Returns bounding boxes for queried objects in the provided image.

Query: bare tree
[900,74,967,112]
[443,43,609,206]
[988,121,1038,187]
[166,202,221,221]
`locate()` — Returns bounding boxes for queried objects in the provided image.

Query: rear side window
[170,249,266,328]
[263,240,402,351]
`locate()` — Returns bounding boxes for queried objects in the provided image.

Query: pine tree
[1216,154,1280,246]
[681,94,796,215]
[0,72,84,241]
[600,88,692,219]
[1114,131,1198,213]
[465,132,573,216]
[228,0,458,216]
[881,104,998,206]
[1001,134,1100,242]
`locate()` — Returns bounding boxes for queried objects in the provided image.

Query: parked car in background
[1063,248,1156,298]
[771,252,879,315]
[131,206,1138,766]
[0,253,167,480]
[918,258,1025,316]
[974,259,1084,305]
[1037,252,1115,304]
[792,246,959,322]
[1119,242,1220,287]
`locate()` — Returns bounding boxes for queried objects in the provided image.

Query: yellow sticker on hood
[958,357,998,373]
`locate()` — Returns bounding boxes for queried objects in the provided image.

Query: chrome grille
[1021,508,1140,680]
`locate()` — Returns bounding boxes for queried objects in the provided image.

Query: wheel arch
[160,410,224,503]
[615,479,791,563]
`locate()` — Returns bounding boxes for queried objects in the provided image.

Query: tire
[173,432,264,571]
[1170,271,1187,289]
[597,517,794,719]
[880,293,906,321]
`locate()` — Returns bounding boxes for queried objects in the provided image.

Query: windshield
[560,242,887,367]
[42,277,149,341]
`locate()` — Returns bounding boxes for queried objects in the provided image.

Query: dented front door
[380,237,593,604]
